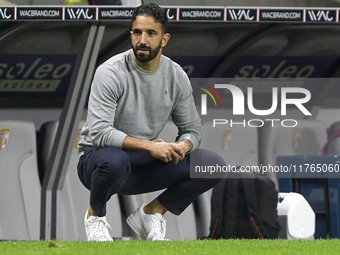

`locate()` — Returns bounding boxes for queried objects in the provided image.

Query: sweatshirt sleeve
[171,70,203,152]
[86,64,127,148]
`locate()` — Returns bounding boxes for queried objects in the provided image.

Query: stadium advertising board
[169,56,340,79]
[1,6,340,23]
[164,8,178,21]
[0,54,76,97]
[64,7,96,20]
[16,7,63,20]
[98,7,134,20]
[226,8,257,21]
[305,9,337,22]
[259,9,303,22]
[178,7,225,21]
[0,7,14,20]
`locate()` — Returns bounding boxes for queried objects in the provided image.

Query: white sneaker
[84,210,113,241]
[126,203,169,241]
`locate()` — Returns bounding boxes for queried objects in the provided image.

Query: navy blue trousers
[77,146,224,217]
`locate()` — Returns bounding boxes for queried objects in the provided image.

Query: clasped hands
[148,139,191,164]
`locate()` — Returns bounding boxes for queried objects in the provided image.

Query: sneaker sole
[126,214,146,240]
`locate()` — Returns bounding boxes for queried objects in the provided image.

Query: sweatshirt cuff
[177,132,200,152]
[114,130,128,148]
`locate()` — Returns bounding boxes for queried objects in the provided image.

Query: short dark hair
[132,3,168,33]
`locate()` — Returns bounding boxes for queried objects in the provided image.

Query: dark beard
[132,39,162,62]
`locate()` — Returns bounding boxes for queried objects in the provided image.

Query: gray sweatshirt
[78,49,202,153]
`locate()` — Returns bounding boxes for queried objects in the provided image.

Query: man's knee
[191,148,226,166]
[95,147,131,181]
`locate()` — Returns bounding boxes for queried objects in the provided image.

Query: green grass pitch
[1,239,340,255]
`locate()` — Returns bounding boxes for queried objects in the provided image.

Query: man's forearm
[122,136,154,151]
[122,136,189,164]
